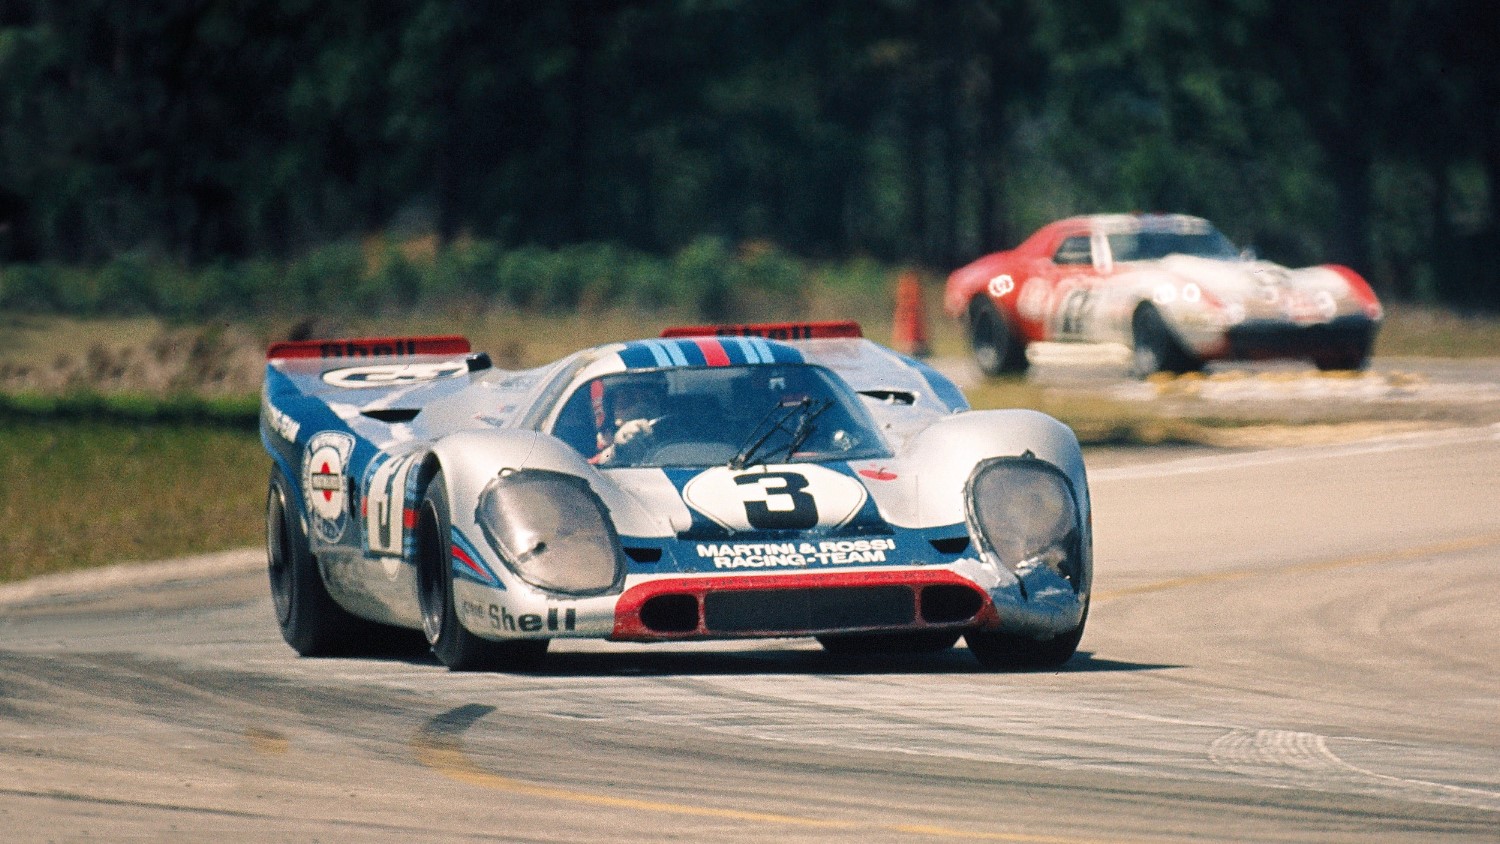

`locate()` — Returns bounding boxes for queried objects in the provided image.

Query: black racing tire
[416,468,549,672]
[968,298,1029,376]
[267,466,415,656]
[816,630,963,655]
[965,604,1087,671]
[1131,304,1201,377]
[1313,347,1372,372]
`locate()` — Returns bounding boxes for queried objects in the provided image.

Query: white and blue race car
[261,321,1092,671]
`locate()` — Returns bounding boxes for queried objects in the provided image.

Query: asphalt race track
[2,423,1498,842]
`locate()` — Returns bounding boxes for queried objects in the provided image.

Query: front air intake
[639,594,699,633]
[703,586,914,634]
[920,585,984,623]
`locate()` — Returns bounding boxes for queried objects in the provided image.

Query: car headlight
[475,469,624,595]
[965,457,1082,590]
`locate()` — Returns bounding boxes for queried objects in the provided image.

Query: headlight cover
[475,469,624,595]
[965,457,1082,591]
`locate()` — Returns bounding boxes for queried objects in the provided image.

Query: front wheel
[1313,346,1372,372]
[965,605,1087,671]
[416,468,549,672]
[1131,305,1201,377]
[968,299,1028,376]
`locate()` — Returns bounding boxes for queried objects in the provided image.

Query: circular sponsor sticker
[323,362,466,389]
[302,431,355,542]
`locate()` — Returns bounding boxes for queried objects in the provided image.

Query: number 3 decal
[681,464,868,532]
[735,472,818,529]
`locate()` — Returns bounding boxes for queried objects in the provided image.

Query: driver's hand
[613,417,656,445]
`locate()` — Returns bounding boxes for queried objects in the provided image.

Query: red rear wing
[661,321,862,340]
[266,335,471,360]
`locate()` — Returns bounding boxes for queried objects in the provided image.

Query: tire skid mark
[1209,729,1500,813]
[410,703,1126,844]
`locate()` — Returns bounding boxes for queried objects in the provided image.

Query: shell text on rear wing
[267,335,472,360]
[661,321,862,340]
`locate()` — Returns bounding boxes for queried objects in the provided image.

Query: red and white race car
[944,214,1383,376]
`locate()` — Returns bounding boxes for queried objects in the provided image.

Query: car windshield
[1107,227,1238,261]
[550,364,890,468]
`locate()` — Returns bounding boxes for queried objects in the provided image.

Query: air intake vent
[928,535,970,554]
[703,586,914,634]
[361,408,420,423]
[623,546,662,563]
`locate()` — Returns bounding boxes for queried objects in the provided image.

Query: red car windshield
[1107,228,1238,262]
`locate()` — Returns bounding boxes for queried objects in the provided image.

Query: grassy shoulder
[0,420,266,583]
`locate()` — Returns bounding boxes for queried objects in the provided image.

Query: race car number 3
[735,472,818,529]
[682,464,868,532]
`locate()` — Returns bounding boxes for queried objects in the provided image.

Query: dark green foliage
[0,390,260,429]
[0,237,850,320]
[0,1,1496,308]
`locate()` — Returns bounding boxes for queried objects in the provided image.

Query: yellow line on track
[411,729,1117,843]
[1093,531,1500,603]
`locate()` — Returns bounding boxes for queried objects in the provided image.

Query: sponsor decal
[323,361,466,389]
[302,431,355,543]
[268,336,470,359]
[681,464,868,532]
[263,399,301,443]
[696,538,897,569]
[461,600,577,633]
[987,273,1015,298]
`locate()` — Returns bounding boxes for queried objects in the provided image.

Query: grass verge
[0,420,266,583]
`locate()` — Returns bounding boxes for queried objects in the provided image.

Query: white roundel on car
[682,464,868,532]
[322,362,466,389]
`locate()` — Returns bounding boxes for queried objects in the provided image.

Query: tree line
[1,0,1496,310]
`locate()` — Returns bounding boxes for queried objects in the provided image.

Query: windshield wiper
[776,398,831,462]
[729,397,831,470]
[730,398,803,470]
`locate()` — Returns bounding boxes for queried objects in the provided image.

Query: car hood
[1137,254,1350,301]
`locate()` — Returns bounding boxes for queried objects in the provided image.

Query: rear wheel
[416,468,548,672]
[816,630,962,655]
[965,605,1087,671]
[267,467,414,655]
[1131,304,1201,377]
[968,298,1028,376]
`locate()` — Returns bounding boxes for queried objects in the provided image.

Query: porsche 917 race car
[945,213,1383,376]
[260,322,1092,671]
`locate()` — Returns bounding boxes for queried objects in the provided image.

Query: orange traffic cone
[891,271,931,357]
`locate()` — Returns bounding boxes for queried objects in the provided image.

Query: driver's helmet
[609,378,666,428]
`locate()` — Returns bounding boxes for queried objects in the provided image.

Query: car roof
[1054,213,1214,234]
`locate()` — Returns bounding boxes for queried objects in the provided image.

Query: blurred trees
[0,0,1496,307]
